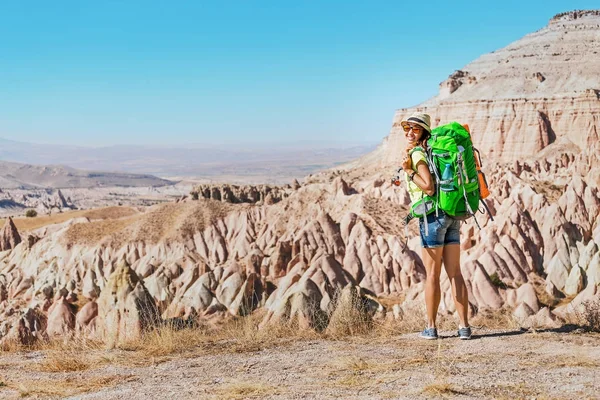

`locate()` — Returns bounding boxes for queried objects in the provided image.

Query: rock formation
[0,218,21,251]
[95,259,161,347]
[190,184,295,205]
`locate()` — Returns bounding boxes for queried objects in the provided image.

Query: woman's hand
[401,153,412,172]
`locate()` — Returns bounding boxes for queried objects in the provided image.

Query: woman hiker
[400,112,472,340]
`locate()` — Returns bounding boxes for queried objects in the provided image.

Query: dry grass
[31,303,526,368]
[117,324,210,359]
[470,306,520,330]
[32,337,106,372]
[214,382,278,399]
[334,374,371,388]
[63,215,140,246]
[325,287,374,337]
[422,381,464,396]
[9,304,537,382]
[0,339,23,353]
[81,206,139,221]
[214,311,319,354]
[38,351,91,372]
[520,355,600,369]
[475,382,551,400]
[330,356,400,375]
[373,308,458,338]
[337,356,371,372]
[63,200,236,246]
[2,206,138,232]
[30,312,320,371]
[6,375,130,399]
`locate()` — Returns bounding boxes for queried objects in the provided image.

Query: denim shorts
[419,212,461,248]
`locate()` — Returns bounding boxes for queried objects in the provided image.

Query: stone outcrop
[95,259,160,347]
[46,297,76,337]
[0,217,21,251]
[191,184,295,205]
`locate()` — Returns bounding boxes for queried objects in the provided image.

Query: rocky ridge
[385,10,600,165]
[190,182,299,205]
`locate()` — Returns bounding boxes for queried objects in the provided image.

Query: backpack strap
[402,214,414,253]
[480,199,495,221]
[408,146,425,156]
[425,147,441,220]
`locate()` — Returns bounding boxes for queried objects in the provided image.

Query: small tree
[25,209,38,218]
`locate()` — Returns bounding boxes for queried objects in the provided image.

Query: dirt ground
[0,327,599,400]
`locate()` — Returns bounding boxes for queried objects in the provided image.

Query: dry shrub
[470,306,519,330]
[119,323,209,358]
[215,311,318,353]
[326,287,375,337]
[119,310,317,360]
[39,351,91,372]
[35,337,105,372]
[0,339,23,352]
[560,297,600,332]
[578,297,600,332]
[373,309,424,337]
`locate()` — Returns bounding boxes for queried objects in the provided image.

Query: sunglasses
[403,125,423,133]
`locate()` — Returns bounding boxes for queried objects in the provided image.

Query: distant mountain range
[0,160,174,189]
[0,137,377,184]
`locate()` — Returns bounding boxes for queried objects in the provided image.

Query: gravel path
[1,328,599,399]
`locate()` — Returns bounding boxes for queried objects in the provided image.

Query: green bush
[489,272,508,290]
[25,209,38,218]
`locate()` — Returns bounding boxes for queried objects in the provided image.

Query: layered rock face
[382,11,600,167]
[1,11,599,345]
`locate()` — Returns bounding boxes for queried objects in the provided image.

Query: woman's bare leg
[422,247,444,328]
[442,244,469,327]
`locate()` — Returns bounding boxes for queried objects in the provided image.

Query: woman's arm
[407,161,435,196]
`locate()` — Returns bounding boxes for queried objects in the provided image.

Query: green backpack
[408,122,486,224]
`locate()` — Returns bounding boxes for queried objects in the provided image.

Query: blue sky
[0,1,597,146]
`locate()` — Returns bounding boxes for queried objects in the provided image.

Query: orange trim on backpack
[463,123,490,199]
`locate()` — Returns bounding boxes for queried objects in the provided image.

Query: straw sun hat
[400,112,432,133]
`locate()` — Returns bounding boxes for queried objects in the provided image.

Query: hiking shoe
[419,327,438,340]
[458,326,472,340]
